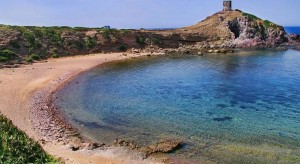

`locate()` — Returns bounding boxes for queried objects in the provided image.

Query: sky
[0,0,299,29]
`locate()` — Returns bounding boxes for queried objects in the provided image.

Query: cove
[55,49,300,163]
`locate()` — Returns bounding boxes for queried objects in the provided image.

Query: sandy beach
[0,53,162,164]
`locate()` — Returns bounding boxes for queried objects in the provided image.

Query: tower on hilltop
[223,0,232,11]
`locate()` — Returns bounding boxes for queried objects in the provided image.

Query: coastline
[0,52,163,164]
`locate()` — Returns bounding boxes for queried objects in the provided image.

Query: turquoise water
[56,49,300,162]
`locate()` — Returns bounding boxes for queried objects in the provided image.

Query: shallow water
[55,49,300,163]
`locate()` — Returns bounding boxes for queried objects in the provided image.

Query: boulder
[213,50,221,53]
[113,139,138,149]
[289,33,300,41]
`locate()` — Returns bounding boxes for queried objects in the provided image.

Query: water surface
[56,49,300,163]
[285,26,300,35]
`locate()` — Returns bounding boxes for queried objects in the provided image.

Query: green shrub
[0,56,8,62]
[85,37,97,49]
[0,114,57,163]
[9,40,21,49]
[136,36,146,45]
[74,41,84,50]
[32,28,44,38]
[52,54,59,58]
[23,32,36,47]
[44,29,62,45]
[29,54,40,60]
[118,45,127,52]
[0,49,17,61]
[102,31,111,40]
[25,57,33,63]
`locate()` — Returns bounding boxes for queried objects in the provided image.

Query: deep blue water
[56,49,300,162]
[285,26,300,35]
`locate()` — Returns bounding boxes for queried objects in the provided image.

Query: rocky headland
[0,10,299,68]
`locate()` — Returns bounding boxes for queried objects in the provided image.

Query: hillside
[0,10,293,67]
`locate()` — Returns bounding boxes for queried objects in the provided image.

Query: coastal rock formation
[181,10,289,48]
[289,33,300,42]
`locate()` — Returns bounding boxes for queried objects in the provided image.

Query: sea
[285,26,300,35]
[55,49,300,163]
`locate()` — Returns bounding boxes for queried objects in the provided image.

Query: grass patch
[242,12,261,21]
[263,20,277,29]
[0,114,57,163]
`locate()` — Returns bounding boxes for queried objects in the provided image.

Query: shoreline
[1,49,299,163]
[0,52,164,164]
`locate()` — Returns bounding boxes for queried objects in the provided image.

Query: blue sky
[1,0,299,28]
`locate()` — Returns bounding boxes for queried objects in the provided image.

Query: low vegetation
[0,49,17,62]
[136,36,146,45]
[151,37,162,45]
[118,45,127,52]
[85,37,97,49]
[241,12,278,29]
[0,114,57,163]
[263,20,277,28]
[242,12,261,21]
[52,54,60,58]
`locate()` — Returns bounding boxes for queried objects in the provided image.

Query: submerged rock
[140,139,182,157]
[113,139,138,149]
[84,142,105,150]
[68,144,80,151]
[213,116,233,122]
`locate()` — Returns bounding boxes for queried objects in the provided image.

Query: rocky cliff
[0,10,295,66]
[180,10,289,48]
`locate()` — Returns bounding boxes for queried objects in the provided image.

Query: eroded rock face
[225,15,288,48]
[183,10,289,48]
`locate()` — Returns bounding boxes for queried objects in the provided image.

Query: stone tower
[223,0,232,11]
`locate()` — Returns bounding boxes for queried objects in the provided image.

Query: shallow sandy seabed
[0,53,163,164]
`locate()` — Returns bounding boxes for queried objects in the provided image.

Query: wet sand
[0,53,162,164]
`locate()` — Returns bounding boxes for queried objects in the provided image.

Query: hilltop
[153,9,288,49]
[0,10,298,67]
